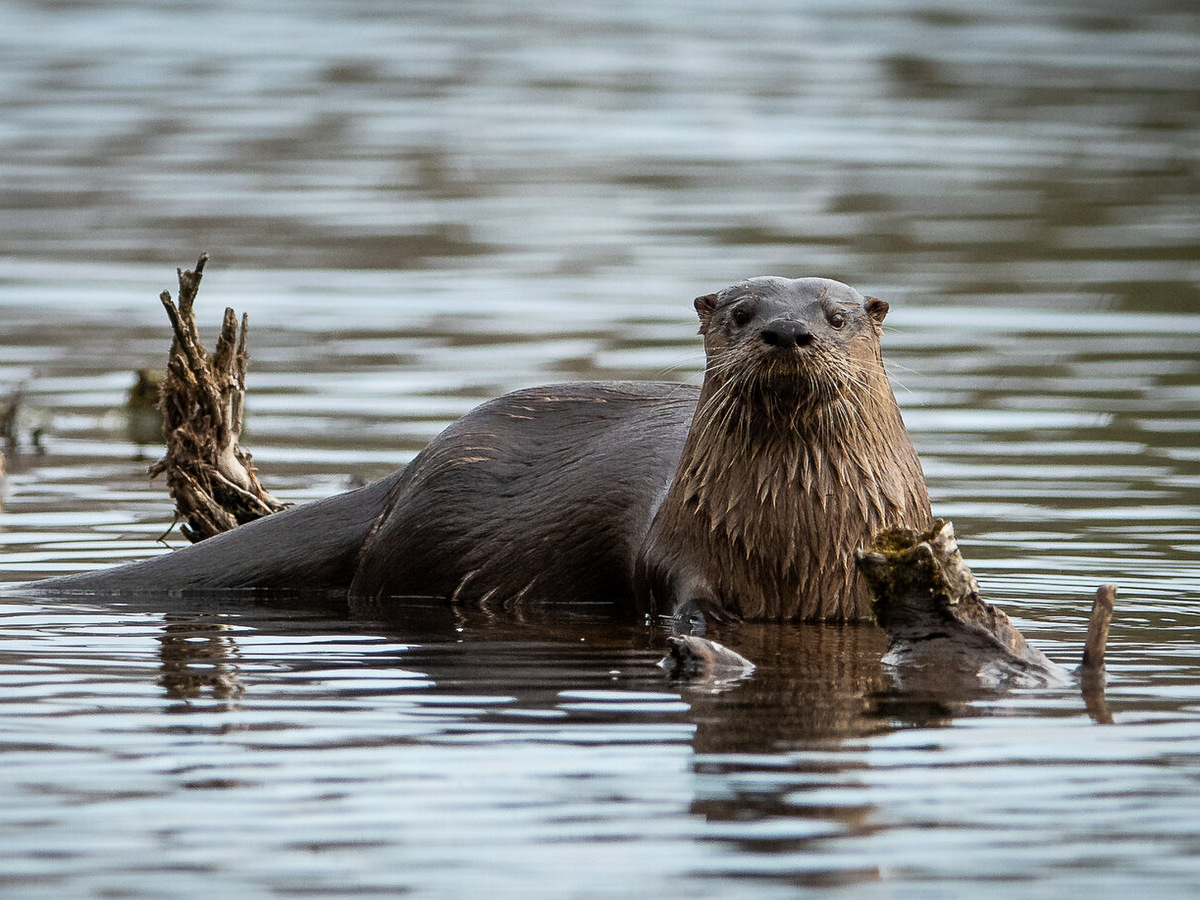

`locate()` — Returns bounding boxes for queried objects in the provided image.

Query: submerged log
[856,520,1116,690]
[148,254,287,542]
[658,634,756,681]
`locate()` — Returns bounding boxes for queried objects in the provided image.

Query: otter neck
[653,364,921,622]
[676,369,895,523]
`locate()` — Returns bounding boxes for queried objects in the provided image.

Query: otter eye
[730,304,754,327]
[828,311,847,329]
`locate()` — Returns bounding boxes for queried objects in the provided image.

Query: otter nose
[760,320,812,349]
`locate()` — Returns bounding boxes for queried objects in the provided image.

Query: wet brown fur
[635,277,931,621]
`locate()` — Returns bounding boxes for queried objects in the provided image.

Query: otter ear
[864,296,889,326]
[694,292,719,335]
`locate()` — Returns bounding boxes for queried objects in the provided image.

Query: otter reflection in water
[41,277,931,627]
[148,598,956,738]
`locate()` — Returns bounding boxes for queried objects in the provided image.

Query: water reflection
[157,615,245,706]
[140,594,1105,743]
[2,547,1196,898]
[15,590,1120,896]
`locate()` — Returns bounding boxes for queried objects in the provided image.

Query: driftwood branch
[857,520,1116,694]
[148,253,287,542]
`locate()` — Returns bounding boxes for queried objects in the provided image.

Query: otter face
[695,276,887,354]
[692,277,892,413]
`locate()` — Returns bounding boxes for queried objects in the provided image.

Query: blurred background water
[1,0,1199,897]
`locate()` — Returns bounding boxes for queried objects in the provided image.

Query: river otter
[39,276,931,623]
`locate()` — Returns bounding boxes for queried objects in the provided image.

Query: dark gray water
[2,0,1199,897]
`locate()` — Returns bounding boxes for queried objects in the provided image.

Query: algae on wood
[857,520,1115,691]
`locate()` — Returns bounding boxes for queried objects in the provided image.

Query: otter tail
[32,475,396,594]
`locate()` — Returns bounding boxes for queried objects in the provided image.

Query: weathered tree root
[148,253,288,542]
[857,520,1116,690]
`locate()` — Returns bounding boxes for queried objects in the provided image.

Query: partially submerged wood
[658,634,756,681]
[1078,583,1117,722]
[856,520,1116,690]
[1082,583,1116,671]
[149,254,287,542]
[651,519,1120,692]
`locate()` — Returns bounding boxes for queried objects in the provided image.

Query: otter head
[693,276,890,414]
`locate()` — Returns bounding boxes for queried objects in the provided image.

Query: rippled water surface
[2,0,1200,897]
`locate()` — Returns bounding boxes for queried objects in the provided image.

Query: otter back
[347,382,697,612]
